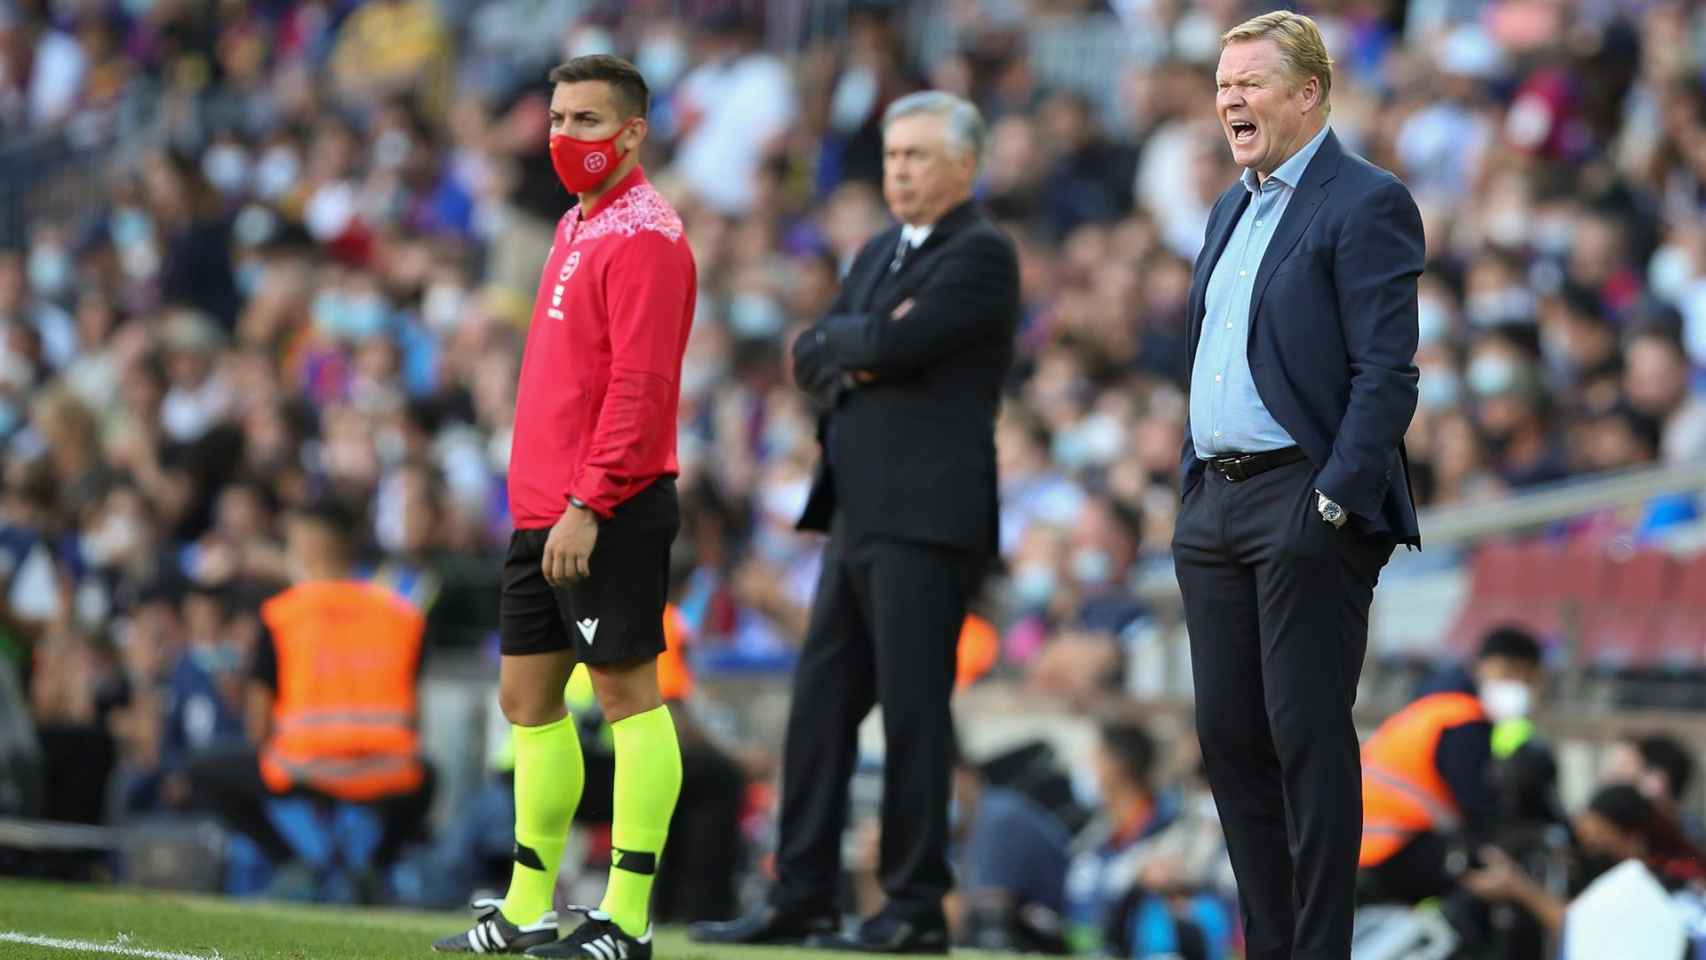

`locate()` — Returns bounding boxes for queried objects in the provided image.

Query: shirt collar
[1241,123,1331,194]
[900,223,934,248]
[579,164,648,220]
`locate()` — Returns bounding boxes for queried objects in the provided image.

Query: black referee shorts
[500,476,679,665]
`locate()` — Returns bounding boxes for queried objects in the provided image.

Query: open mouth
[1229,120,1257,143]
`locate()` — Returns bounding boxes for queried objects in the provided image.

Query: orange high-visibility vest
[258,580,426,803]
[1358,691,1487,868]
[657,603,693,703]
[956,614,998,689]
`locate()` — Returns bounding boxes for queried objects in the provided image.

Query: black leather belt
[1208,446,1307,483]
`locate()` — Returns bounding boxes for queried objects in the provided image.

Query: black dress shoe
[687,904,838,945]
[811,908,950,955]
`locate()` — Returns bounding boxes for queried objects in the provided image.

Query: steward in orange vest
[187,498,435,880]
[247,499,429,805]
[257,578,426,802]
[1357,627,1542,903]
[1359,691,1488,868]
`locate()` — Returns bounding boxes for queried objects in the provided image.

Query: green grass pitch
[0,880,1022,959]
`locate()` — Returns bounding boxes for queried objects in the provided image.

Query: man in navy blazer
[1172,11,1423,960]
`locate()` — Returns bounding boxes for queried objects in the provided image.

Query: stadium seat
[1444,540,1564,657]
[1578,549,1676,672]
[1651,551,1706,673]
[1544,542,1621,669]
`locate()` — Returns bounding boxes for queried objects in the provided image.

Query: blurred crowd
[6,0,1706,954]
[7,0,1706,710]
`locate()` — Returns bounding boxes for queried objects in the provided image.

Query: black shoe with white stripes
[433,898,561,954]
[524,908,651,960]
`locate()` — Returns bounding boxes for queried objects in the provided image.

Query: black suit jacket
[1180,130,1424,547]
[793,201,1019,557]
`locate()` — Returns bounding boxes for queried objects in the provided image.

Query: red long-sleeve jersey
[508,166,696,529]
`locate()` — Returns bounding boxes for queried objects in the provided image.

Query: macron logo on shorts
[577,618,599,644]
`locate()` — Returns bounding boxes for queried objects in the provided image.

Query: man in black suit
[1173,11,1423,960]
[691,91,1018,954]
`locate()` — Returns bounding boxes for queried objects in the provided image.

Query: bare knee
[587,658,662,724]
[499,683,566,727]
[499,658,573,727]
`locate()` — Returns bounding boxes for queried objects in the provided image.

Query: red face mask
[550,121,634,195]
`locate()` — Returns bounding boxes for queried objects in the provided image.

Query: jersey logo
[548,252,581,320]
[577,618,599,644]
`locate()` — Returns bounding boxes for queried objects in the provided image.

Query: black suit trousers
[1172,458,1393,960]
[772,514,975,921]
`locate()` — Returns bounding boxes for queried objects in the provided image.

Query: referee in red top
[436,56,695,960]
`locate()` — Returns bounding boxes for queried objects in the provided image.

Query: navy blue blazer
[1180,129,1424,547]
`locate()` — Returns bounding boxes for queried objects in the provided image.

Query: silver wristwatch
[1316,491,1346,528]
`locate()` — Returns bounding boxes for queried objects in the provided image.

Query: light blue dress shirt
[1190,124,1332,460]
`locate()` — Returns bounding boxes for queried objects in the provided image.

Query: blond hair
[1222,11,1333,117]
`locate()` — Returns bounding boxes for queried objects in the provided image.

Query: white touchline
[0,931,215,960]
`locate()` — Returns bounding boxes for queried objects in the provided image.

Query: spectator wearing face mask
[1357,627,1544,904]
[1465,330,1571,490]
[995,405,1084,558]
[1536,283,1620,411]
[1064,493,1147,637]
[1623,325,1706,464]
[116,577,249,816]
[1020,496,1147,705]
[0,245,76,375]
[820,1,924,193]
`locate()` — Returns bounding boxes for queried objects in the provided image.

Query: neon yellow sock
[501,713,585,926]
[599,704,682,938]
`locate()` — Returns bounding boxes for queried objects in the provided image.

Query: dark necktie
[888,231,911,274]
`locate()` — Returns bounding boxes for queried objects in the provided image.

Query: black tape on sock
[514,842,546,871]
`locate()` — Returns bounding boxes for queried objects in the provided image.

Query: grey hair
[881,91,987,166]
